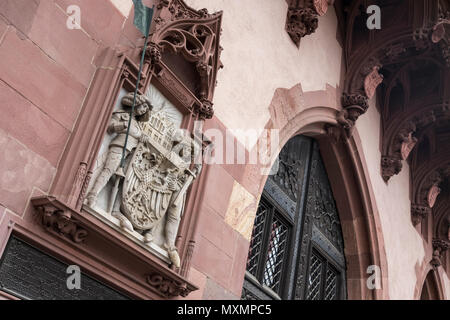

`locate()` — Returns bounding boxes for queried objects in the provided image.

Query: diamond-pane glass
[262,215,289,293]
[246,202,269,277]
[325,268,338,300]
[306,253,323,300]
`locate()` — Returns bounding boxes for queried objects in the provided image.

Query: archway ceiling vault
[336,0,450,256]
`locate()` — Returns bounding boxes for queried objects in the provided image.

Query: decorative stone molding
[285,0,331,47]
[146,273,194,298]
[33,199,88,244]
[431,239,449,267]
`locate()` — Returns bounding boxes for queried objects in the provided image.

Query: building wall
[0,0,447,300]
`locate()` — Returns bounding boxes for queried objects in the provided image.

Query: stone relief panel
[84,85,199,268]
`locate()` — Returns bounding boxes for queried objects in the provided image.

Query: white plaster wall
[356,98,430,299]
[109,0,133,17]
[186,0,342,139]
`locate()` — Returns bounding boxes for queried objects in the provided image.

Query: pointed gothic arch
[239,84,389,299]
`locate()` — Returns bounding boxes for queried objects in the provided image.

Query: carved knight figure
[86,92,152,208]
[86,92,201,268]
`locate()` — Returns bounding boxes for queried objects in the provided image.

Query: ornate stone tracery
[147,0,223,120]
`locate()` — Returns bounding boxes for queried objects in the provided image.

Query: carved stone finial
[431,239,449,267]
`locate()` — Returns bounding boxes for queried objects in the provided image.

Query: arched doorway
[241,135,346,300]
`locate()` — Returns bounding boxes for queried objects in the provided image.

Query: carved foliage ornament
[431,238,449,267]
[337,93,369,136]
[36,205,88,243]
[146,273,191,297]
[148,0,223,119]
[285,0,330,46]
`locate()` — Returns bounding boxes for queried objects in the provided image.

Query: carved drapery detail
[431,239,449,267]
[285,0,331,47]
[147,0,223,119]
[35,203,88,244]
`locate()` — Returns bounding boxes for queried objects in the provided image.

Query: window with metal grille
[244,197,292,298]
[305,248,341,300]
[241,136,346,301]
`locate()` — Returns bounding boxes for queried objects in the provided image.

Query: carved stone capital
[431,238,449,267]
[381,156,403,182]
[338,93,369,136]
[146,273,193,298]
[411,204,432,226]
[35,204,88,243]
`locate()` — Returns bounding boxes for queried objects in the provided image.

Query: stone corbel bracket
[337,59,383,138]
[33,197,88,244]
[285,0,333,46]
[144,0,224,120]
[431,238,449,267]
[146,273,194,298]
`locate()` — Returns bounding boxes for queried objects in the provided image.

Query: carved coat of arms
[86,92,201,268]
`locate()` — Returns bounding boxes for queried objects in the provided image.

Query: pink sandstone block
[229,235,250,296]
[0,28,86,131]
[0,0,40,36]
[198,205,237,258]
[55,0,126,47]
[192,236,234,290]
[0,80,70,166]
[201,164,234,218]
[29,0,98,87]
[0,128,55,215]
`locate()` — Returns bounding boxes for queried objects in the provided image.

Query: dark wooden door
[241,136,346,300]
